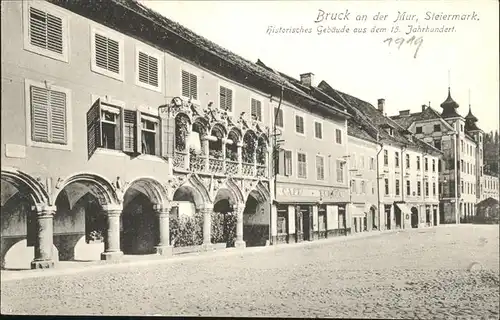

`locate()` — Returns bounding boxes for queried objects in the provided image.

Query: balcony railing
[242,162,255,176]
[209,157,224,174]
[173,152,267,179]
[226,160,239,175]
[173,151,188,170]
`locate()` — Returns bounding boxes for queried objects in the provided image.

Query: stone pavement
[1,225,499,318]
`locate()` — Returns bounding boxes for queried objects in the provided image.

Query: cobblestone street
[1,225,499,318]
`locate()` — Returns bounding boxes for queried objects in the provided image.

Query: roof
[440,88,462,118]
[49,0,349,120]
[390,106,444,129]
[317,81,442,155]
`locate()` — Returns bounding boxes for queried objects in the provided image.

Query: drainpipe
[269,86,284,245]
[453,133,459,223]
[375,133,383,231]
[401,145,407,228]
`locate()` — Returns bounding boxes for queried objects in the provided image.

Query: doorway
[385,205,391,230]
[301,208,312,241]
[433,207,438,226]
[411,207,419,228]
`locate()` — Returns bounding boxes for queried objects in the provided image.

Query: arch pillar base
[235,240,246,248]
[31,260,54,269]
[200,243,214,252]
[100,251,123,261]
[155,245,173,256]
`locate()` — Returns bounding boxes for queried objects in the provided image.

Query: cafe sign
[277,186,349,202]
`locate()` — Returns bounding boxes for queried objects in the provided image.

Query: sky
[140,0,499,133]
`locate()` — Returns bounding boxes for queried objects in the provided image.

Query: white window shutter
[30,86,50,143]
[29,7,63,54]
[49,90,67,144]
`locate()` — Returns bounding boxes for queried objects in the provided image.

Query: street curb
[0,227,430,282]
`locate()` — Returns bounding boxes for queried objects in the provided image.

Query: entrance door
[411,207,419,228]
[433,208,437,226]
[302,209,311,241]
[385,205,391,230]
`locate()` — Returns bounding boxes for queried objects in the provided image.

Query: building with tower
[391,87,486,224]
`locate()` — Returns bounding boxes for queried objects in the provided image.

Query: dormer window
[416,126,423,134]
[388,128,394,136]
[433,124,441,132]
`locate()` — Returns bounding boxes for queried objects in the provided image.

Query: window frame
[395,152,400,168]
[335,128,342,144]
[295,113,306,136]
[24,78,72,151]
[274,106,284,129]
[250,96,263,122]
[180,64,201,104]
[336,160,344,183]
[383,149,388,166]
[90,94,125,155]
[23,1,70,63]
[395,179,400,196]
[297,151,307,179]
[433,124,441,132]
[416,126,423,134]
[135,44,163,93]
[313,120,323,140]
[90,25,125,81]
[384,178,389,195]
[217,81,236,115]
[315,154,325,181]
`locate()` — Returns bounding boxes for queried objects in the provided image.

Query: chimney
[377,98,385,112]
[399,110,411,116]
[421,104,427,112]
[300,72,315,87]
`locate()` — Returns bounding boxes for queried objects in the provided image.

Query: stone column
[31,206,56,269]
[155,206,173,256]
[202,136,210,171]
[270,204,277,245]
[201,204,213,251]
[101,206,124,261]
[234,204,246,248]
[237,142,243,175]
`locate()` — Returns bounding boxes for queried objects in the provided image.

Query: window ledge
[95,148,127,157]
[136,154,167,163]
[28,140,72,151]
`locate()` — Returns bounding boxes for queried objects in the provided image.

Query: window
[432,159,436,172]
[336,160,344,183]
[335,129,342,144]
[371,182,375,195]
[351,180,357,193]
[461,180,464,193]
[27,83,69,147]
[219,86,233,112]
[417,156,421,170]
[395,152,400,168]
[295,115,305,134]
[274,107,284,128]
[461,140,464,152]
[316,155,325,180]
[87,98,164,159]
[277,208,287,234]
[434,140,441,150]
[251,98,262,121]
[91,28,124,80]
[136,50,160,90]
[181,70,198,100]
[370,157,375,170]
[416,126,423,134]
[297,152,307,178]
[460,160,464,172]
[350,153,357,169]
[384,179,389,195]
[388,128,394,136]
[438,160,442,172]
[406,154,410,169]
[460,124,464,132]
[314,122,323,139]
[284,150,292,176]
[424,158,428,171]
[24,3,68,62]
[417,182,421,196]
[361,181,366,194]
[425,182,429,196]
[406,180,411,195]
[384,150,388,166]
[359,156,365,169]
[433,124,441,132]
[141,116,159,155]
[395,179,400,196]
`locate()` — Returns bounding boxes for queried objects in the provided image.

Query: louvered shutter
[285,150,292,176]
[148,55,158,87]
[138,52,149,84]
[181,70,190,98]
[95,33,119,74]
[189,73,197,100]
[122,109,137,153]
[29,6,63,54]
[251,99,261,121]
[277,149,285,175]
[30,86,49,143]
[136,110,142,154]
[161,115,175,158]
[87,98,101,159]
[49,90,67,144]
